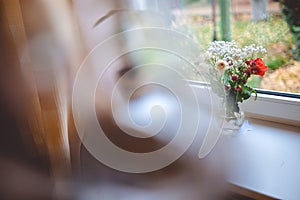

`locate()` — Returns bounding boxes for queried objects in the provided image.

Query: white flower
[215,60,229,73]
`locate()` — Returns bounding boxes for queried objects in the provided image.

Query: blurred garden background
[179,0,300,94]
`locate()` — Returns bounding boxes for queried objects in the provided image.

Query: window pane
[181,0,300,95]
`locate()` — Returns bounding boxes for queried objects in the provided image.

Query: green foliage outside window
[279,0,300,60]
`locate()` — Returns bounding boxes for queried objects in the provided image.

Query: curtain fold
[1,0,84,184]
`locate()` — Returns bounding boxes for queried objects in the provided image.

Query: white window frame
[189,80,300,127]
[241,92,300,127]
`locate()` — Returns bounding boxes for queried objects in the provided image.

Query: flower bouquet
[205,41,268,129]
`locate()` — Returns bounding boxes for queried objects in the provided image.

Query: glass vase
[222,102,245,136]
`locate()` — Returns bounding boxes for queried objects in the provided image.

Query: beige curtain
[0,0,83,182]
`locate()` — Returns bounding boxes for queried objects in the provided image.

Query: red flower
[234,85,242,92]
[231,74,239,81]
[244,67,252,77]
[247,58,268,76]
[224,85,230,91]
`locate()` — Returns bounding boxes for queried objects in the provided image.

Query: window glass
[181,0,300,95]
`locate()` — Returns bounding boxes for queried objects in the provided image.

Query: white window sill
[189,81,300,199]
[223,118,300,200]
